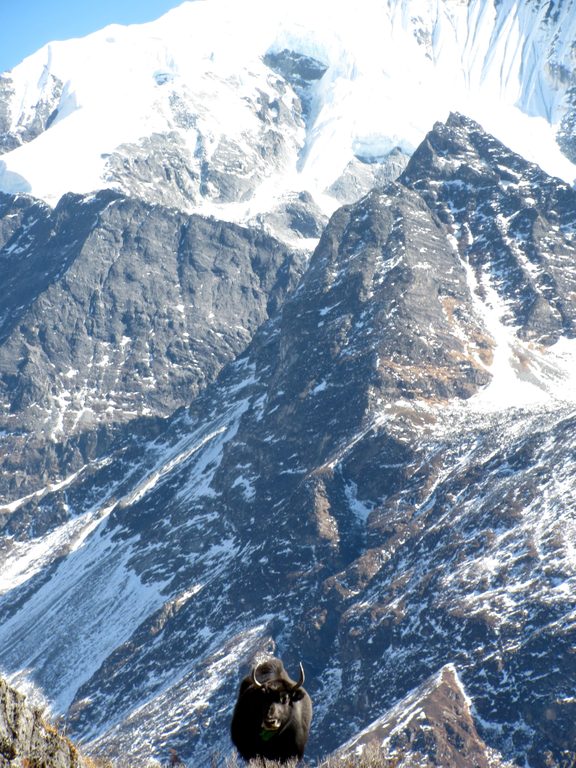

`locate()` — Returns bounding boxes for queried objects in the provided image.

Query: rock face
[338,666,510,768]
[1,116,576,768]
[101,69,305,212]
[262,49,328,124]
[402,113,576,344]
[0,678,87,768]
[0,72,63,154]
[0,189,305,507]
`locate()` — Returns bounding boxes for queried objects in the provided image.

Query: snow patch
[463,256,576,411]
[0,523,169,712]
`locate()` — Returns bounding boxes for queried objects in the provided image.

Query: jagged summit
[402,112,576,407]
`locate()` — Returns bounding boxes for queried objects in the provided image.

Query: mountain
[1,0,575,217]
[336,665,510,768]
[1,1,576,767]
[0,188,307,508]
[1,112,575,767]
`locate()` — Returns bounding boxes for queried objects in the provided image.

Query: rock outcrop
[337,665,511,768]
[0,678,88,768]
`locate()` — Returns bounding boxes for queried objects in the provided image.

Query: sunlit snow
[0,0,575,211]
[458,251,576,412]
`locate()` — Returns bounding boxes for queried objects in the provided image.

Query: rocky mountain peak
[338,665,511,768]
[402,113,576,345]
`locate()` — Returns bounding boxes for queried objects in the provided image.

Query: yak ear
[290,688,306,702]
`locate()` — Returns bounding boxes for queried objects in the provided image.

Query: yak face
[257,681,306,734]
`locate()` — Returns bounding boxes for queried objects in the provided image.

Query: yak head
[251,661,306,734]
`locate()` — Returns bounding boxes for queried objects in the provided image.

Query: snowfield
[0,0,575,215]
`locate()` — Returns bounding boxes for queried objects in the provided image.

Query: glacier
[0,0,575,216]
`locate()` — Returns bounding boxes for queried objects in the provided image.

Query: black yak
[230,657,313,763]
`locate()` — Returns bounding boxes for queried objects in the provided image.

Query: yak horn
[251,665,264,688]
[293,662,305,690]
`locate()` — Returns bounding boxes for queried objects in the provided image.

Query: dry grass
[75,747,396,768]
[82,758,115,768]
[209,744,400,767]
[78,744,402,767]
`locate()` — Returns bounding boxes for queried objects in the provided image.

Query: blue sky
[0,0,184,73]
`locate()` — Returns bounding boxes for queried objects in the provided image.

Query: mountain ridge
[1,112,575,766]
[0,188,307,509]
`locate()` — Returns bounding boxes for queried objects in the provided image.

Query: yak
[230,657,313,763]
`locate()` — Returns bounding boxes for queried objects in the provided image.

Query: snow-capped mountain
[1,0,576,220]
[1,1,576,767]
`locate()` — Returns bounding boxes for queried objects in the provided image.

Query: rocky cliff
[0,678,88,768]
[0,189,306,509]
